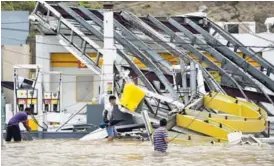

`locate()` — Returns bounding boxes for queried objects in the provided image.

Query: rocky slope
[2,1,274,32]
[66,1,274,33]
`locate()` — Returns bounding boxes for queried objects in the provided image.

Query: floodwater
[1,139,274,166]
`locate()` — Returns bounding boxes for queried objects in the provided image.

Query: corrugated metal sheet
[1,11,29,45]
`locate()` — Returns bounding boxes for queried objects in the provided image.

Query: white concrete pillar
[36,36,51,132]
[102,4,116,106]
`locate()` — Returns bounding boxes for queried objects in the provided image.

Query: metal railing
[55,104,88,132]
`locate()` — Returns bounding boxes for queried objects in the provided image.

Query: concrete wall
[2,45,31,103]
[50,67,100,113]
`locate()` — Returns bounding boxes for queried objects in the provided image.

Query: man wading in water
[153,118,169,153]
[6,108,31,142]
[103,95,117,141]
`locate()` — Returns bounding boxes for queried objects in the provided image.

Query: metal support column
[13,68,17,114]
[40,73,47,131]
[197,65,206,94]
[1,92,5,147]
[180,60,189,104]
[190,61,197,97]
[1,47,4,146]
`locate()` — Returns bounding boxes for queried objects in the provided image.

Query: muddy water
[1,139,274,166]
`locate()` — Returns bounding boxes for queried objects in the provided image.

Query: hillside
[115,1,274,33]
[2,1,274,32]
[64,1,274,32]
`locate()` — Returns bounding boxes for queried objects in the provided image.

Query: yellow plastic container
[27,119,38,131]
[119,83,146,112]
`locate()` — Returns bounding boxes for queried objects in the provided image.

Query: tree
[1,1,36,12]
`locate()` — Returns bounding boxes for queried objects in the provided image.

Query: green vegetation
[1,1,102,12]
[77,1,91,8]
[77,1,101,9]
[142,4,151,9]
[1,1,36,12]
[28,31,37,39]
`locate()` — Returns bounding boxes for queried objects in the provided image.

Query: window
[225,24,239,34]
[76,76,93,102]
[224,23,254,34]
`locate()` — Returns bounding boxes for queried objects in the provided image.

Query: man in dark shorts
[103,96,117,141]
[6,108,31,142]
[153,118,169,153]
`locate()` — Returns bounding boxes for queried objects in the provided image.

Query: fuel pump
[40,71,62,130]
[41,72,62,113]
[16,89,28,112]
[42,92,60,113]
[13,65,63,131]
[27,89,38,115]
[51,92,59,113]
[14,76,38,114]
[43,92,51,112]
[13,65,42,131]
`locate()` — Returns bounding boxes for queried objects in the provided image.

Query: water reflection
[1,139,274,166]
